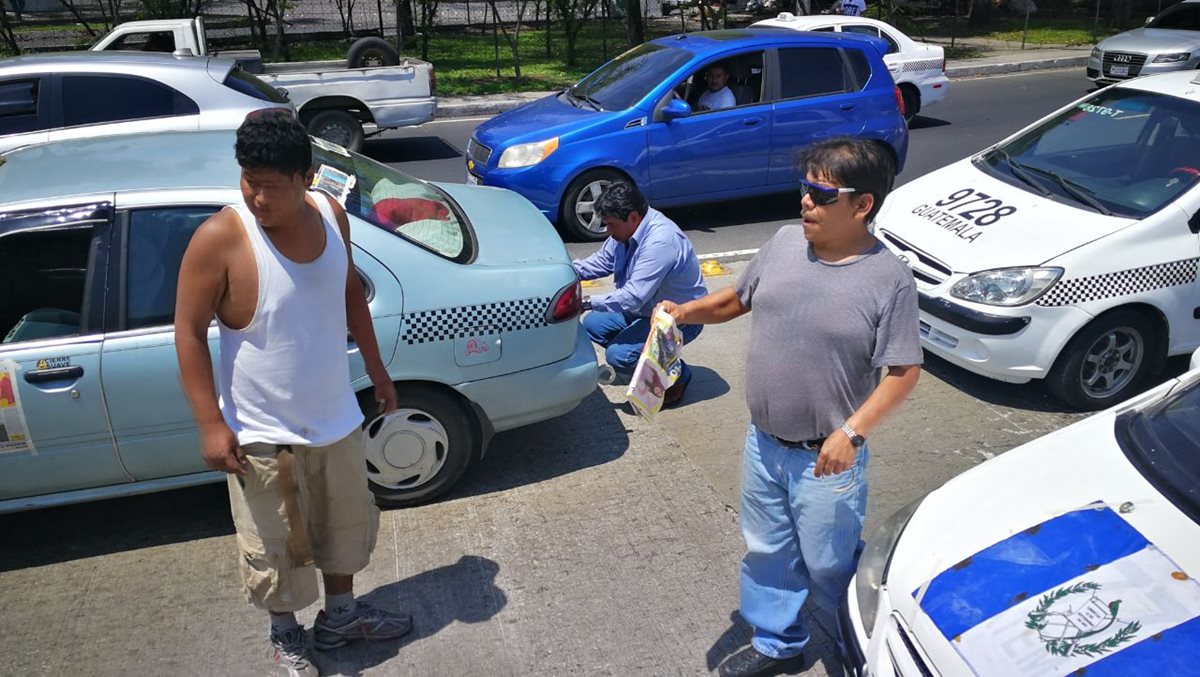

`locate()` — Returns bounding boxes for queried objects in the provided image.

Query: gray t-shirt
[735,226,922,442]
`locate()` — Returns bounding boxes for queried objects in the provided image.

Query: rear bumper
[369,96,437,129]
[455,322,598,433]
[915,75,949,110]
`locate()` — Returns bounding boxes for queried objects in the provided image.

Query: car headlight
[1153,52,1191,63]
[498,137,560,168]
[855,496,925,638]
[1091,46,1102,59]
[949,267,1063,306]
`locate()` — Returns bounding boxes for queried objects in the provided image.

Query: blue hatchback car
[468,28,909,240]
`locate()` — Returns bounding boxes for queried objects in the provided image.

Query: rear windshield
[571,42,692,111]
[224,66,288,104]
[311,139,469,261]
[979,88,1200,218]
[1120,377,1200,525]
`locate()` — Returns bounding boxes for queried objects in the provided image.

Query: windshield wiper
[988,147,1051,196]
[1006,158,1115,216]
[575,93,604,111]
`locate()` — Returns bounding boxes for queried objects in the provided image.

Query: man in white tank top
[175,111,408,676]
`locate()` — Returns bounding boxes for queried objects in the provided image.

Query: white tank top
[217,192,363,446]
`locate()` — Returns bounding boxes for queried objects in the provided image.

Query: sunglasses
[799,179,857,206]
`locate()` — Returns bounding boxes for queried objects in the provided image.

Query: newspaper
[625,309,684,419]
[0,360,34,454]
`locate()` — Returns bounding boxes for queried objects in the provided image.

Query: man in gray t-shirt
[660,138,921,677]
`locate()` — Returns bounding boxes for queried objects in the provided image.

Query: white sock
[269,611,299,636]
[325,591,356,623]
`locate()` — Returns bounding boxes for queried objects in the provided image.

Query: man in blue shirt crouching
[572,182,707,407]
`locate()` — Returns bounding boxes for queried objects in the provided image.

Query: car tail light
[894,86,905,119]
[547,279,582,323]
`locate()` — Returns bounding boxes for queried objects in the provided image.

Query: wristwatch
[840,422,866,449]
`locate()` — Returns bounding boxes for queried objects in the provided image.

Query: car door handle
[742,116,763,126]
[840,104,855,111]
[25,366,84,383]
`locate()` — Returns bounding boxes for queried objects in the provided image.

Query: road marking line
[698,248,759,261]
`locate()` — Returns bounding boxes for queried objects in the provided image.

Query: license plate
[1110,65,1129,77]
[465,172,479,186]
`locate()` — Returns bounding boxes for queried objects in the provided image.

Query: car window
[0,223,94,344]
[776,47,851,100]
[223,66,288,104]
[310,141,471,261]
[0,79,41,135]
[125,207,218,330]
[678,51,765,112]
[984,89,1200,218]
[571,42,692,111]
[1148,2,1200,31]
[843,24,880,38]
[1121,378,1200,523]
[813,26,836,32]
[102,31,175,52]
[60,75,199,128]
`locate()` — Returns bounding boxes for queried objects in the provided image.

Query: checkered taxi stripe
[898,58,943,73]
[401,297,551,344]
[1036,258,1198,307]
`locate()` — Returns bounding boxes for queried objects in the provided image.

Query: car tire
[306,109,365,153]
[1046,309,1158,411]
[561,168,622,242]
[360,385,479,508]
[347,36,400,69]
[900,84,919,123]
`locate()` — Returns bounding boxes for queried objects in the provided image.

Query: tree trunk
[395,0,417,49]
[966,0,991,27]
[56,0,100,38]
[1113,0,1132,30]
[0,1,20,55]
[625,0,643,47]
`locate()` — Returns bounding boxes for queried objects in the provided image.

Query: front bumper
[838,592,868,677]
[455,321,598,433]
[1086,54,1200,83]
[467,148,574,224]
[916,292,1094,384]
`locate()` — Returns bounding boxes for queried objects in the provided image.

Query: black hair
[234,110,312,176]
[594,181,648,222]
[798,137,895,222]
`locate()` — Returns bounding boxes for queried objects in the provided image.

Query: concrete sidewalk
[435,44,1089,118]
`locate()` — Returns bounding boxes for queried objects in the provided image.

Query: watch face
[851,435,866,448]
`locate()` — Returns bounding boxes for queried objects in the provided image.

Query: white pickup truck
[91,17,436,151]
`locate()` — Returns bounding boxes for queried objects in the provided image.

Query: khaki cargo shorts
[227,429,380,612]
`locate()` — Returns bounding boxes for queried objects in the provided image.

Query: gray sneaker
[313,601,413,650]
[269,627,319,677]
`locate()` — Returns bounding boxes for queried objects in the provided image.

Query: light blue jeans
[739,423,869,659]
[581,310,703,384]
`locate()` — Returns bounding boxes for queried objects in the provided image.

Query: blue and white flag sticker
[914,503,1200,676]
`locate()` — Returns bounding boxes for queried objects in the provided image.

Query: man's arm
[572,239,616,281]
[587,240,677,314]
[659,286,750,325]
[814,364,921,477]
[174,211,245,475]
[329,196,398,415]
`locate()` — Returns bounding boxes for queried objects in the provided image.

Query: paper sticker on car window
[312,164,356,206]
[0,360,35,455]
[311,136,351,157]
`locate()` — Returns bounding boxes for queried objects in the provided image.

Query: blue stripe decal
[1084,615,1200,675]
[914,506,1148,640]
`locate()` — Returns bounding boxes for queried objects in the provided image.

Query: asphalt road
[363,68,1093,260]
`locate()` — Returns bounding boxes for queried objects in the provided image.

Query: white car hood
[882,377,1200,673]
[876,158,1136,273]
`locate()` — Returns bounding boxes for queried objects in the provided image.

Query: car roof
[0,51,220,74]
[0,130,240,206]
[1117,69,1200,100]
[648,27,885,53]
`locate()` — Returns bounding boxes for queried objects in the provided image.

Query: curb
[434,55,1090,119]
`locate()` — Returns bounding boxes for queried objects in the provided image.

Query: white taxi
[750,13,948,121]
[875,70,1200,410]
[840,350,1200,676]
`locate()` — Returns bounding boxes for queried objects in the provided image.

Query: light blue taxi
[0,130,597,512]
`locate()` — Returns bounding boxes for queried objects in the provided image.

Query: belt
[767,433,827,450]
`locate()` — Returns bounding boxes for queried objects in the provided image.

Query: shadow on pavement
[681,365,731,407]
[663,193,799,236]
[315,554,506,676]
[0,481,232,572]
[908,115,951,130]
[444,388,629,501]
[707,610,753,671]
[365,136,464,163]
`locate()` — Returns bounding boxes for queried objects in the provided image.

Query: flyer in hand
[625,309,684,419]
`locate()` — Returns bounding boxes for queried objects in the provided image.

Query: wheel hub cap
[363,408,449,490]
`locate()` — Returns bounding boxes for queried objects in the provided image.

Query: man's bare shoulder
[187,207,245,256]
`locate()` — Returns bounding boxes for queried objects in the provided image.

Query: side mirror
[1145,15,1154,25]
[662,98,692,121]
[172,47,195,57]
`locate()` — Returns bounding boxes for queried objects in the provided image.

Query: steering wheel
[1167,166,1200,185]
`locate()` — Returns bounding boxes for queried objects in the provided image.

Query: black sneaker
[718,645,806,677]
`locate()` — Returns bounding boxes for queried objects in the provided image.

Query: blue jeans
[739,424,869,659]
[581,311,703,384]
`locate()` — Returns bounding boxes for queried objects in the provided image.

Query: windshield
[570,42,692,111]
[311,139,469,261]
[980,88,1200,218]
[1148,3,1200,30]
[1121,377,1200,524]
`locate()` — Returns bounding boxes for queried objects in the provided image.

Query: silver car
[1088,0,1200,84]
[0,52,292,154]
